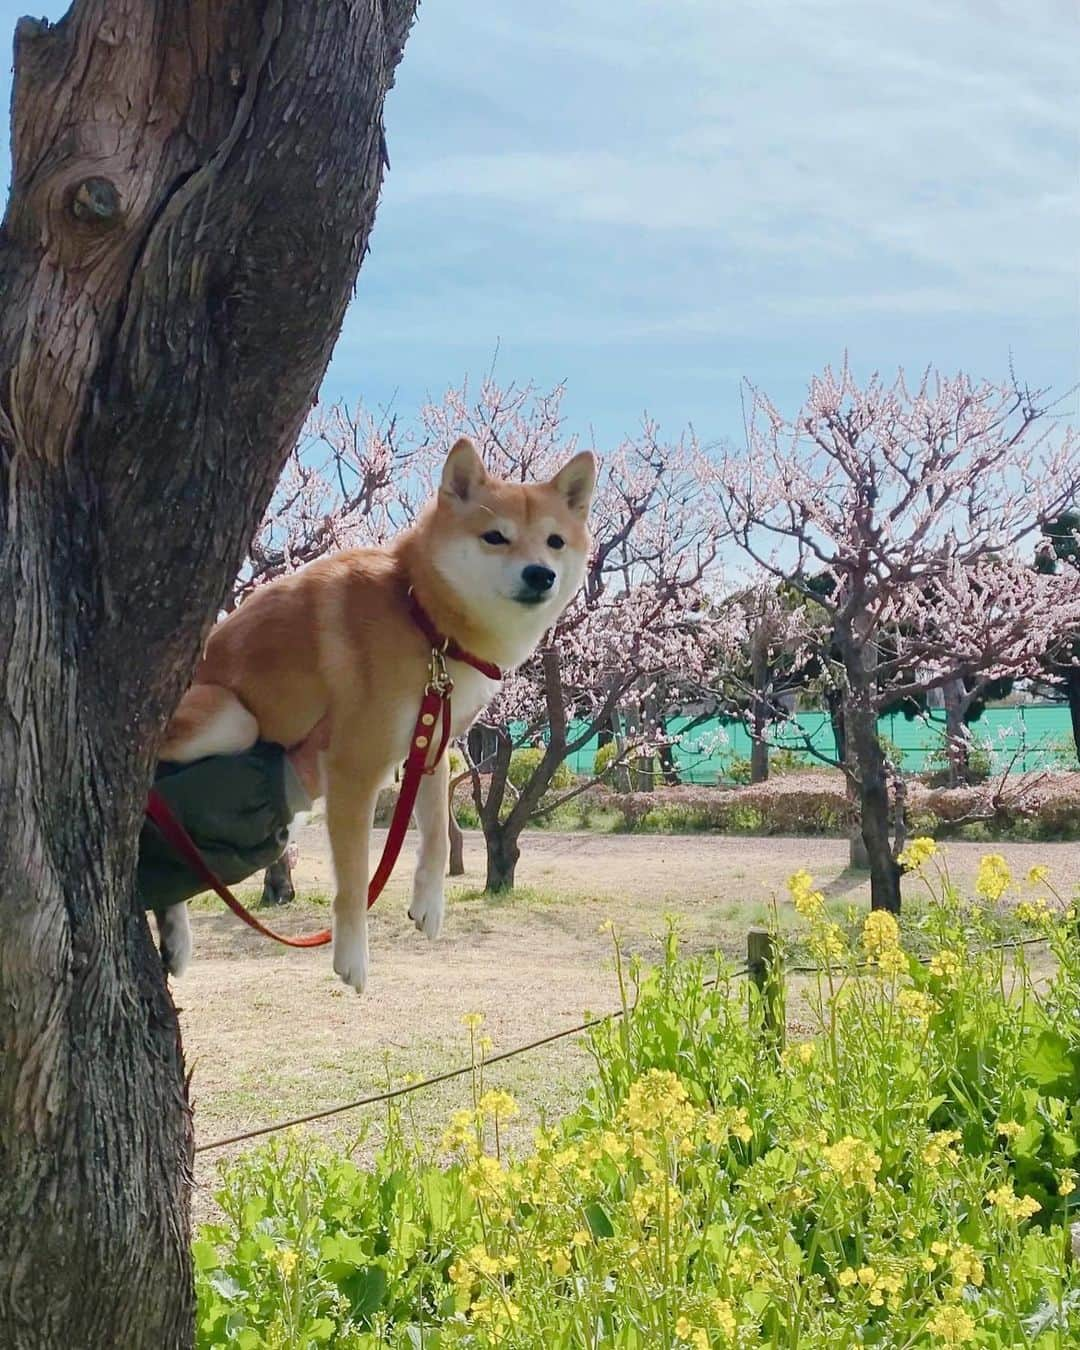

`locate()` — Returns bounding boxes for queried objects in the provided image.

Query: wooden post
[748,927,785,1054]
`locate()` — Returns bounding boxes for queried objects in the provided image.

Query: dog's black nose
[521,564,556,593]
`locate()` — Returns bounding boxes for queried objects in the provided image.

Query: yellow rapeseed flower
[1016,897,1051,926]
[786,869,826,919]
[948,1244,984,1288]
[624,1069,695,1138]
[704,1105,753,1147]
[927,1304,977,1344]
[897,988,934,1023]
[1027,864,1050,885]
[995,1119,1023,1141]
[862,909,901,954]
[272,1248,299,1277]
[898,836,938,870]
[822,1136,882,1191]
[710,1298,737,1338]
[929,950,962,984]
[478,1089,519,1121]
[986,1183,1041,1220]
[975,853,1011,903]
[809,922,847,963]
[1059,1169,1077,1197]
[921,1130,961,1167]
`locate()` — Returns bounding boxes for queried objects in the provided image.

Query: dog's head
[427,437,596,650]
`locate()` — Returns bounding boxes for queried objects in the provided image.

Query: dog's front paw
[332,913,369,994]
[158,906,193,978]
[408,882,445,940]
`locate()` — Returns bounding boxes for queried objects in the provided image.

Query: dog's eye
[547,534,565,550]
[481,529,510,546]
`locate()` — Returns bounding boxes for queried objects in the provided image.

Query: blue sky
[2,0,1077,448]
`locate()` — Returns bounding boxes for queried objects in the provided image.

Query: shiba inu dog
[158,438,596,991]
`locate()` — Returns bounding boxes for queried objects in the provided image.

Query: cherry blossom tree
[710,362,1080,912]
[710,580,822,782]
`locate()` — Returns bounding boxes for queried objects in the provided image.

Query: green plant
[907,810,942,838]
[452,798,481,829]
[955,820,993,843]
[770,748,813,776]
[593,741,619,779]
[719,753,752,785]
[197,849,1080,1347]
[925,736,994,785]
[508,746,574,792]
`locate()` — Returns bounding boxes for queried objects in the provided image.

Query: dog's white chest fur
[381,661,498,777]
[447,663,500,736]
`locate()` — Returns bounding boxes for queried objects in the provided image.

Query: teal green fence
[538,705,1076,784]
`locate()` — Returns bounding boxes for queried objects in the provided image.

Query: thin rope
[194,927,1055,1155]
[194,964,753,1153]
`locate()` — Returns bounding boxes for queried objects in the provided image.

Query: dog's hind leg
[408,752,449,939]
[160,684,259,763]
[154,903,193,977]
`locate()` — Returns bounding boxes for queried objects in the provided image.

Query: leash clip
[427,647,454,695]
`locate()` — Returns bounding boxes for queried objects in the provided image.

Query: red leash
[145,594,500,948]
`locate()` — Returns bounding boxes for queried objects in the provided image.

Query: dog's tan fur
[159,438,596,990]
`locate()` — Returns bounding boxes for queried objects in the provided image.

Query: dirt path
[183,826,1078,1213]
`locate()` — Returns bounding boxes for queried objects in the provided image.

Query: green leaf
[584,1201,615,1239]
[191,1238,219,1272]
[1019,1030,1077,1092]
[346,1264,388,1322]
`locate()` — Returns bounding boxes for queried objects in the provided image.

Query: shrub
[507,747,574,792]
[593,741,618,780]
[908,809,941,837]
[925,735,994,785]
[719,753,752,785]
[770,748,814,776]
[955,820,993,843]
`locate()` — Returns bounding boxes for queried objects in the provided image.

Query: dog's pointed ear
[549,451,596,517]
[440,438,487,505]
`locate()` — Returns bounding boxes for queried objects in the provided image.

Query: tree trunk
[0,4,415,1346]
[448,794,465,877]
[1067,668,1080,766]
[749,620,770,783]
[749,720,770,784]
[942,678,970,787]
[841,637,901,912]
[261,855,295,907]
[659,740,682,786]
[826,687,847,766]
[485,827,521,893]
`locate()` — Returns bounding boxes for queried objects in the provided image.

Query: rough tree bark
[448,793,466,876]
[0,3,415,1347]
[1066,668,1080,765]
[261,855,295,908]
[840,628,901,912]
[942,677,973,787]
[748,615,770,783]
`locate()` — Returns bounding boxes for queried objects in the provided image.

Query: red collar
[407,589,503,681]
